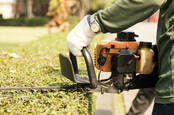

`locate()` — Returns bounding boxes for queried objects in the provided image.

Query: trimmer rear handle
[69,47,98,89]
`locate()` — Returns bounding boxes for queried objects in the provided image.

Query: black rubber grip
[70,52,79,74]
[69,48,98,89]
[82,47,98,89]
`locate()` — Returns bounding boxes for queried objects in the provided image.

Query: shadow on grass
[42,66,96,114]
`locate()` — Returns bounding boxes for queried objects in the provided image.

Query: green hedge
[0,17,48,26]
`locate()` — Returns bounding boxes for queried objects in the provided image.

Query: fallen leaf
[10,70,16,73]
[9,53,20,58]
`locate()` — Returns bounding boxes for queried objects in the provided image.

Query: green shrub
[0,17,48,26]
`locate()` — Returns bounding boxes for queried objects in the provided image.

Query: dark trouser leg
[152,103,174,115]
[127,88,155,115]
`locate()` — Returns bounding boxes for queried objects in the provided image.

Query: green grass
[0,30,98,114]
[0,26,48,43]
[0,18,126,114]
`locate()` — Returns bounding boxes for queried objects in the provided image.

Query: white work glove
[67,15,97,56]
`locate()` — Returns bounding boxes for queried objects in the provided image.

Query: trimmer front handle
[59,47,98,89]
[69,47,98,89]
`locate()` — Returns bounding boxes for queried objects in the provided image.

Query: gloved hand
[67,15,97,56]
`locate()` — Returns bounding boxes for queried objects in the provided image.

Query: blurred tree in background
[0,0,49,26]
[47,0,90,32]
[47,0,70,32]
[15,0,49,18]
[0,0,117,28]
[47,0,115,32]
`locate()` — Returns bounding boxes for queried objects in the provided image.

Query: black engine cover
[111,49,136,74]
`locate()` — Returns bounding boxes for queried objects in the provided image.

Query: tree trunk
[15,0,24,17]
[27,0,34,18]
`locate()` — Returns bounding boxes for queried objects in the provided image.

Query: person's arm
[67,0,166,56]
[94,0,166,33]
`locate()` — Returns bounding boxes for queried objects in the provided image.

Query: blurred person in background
[67,0,174,114]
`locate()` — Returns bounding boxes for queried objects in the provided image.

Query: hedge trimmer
[0,32,158,94]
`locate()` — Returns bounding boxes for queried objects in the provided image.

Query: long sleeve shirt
[95,0,174,104]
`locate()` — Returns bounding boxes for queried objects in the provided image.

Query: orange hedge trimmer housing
[59,32,159,93]
[94,40,139,72]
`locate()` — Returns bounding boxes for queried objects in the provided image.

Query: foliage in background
[0,17,47,26]
[47,0,114,31]
[47,0,70,32]
[111,0,118,3]
[88,0,118,13]
[49,0,60,11]
[32,0,49,16]
[89,0,108,12]
[15,0,49,17]
[0,0,117,27]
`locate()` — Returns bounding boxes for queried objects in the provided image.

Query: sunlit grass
[0,28,96,114]
[0,26,48,43]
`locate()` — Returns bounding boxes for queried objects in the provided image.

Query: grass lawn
[0,26,48,43]
[0,26,98,114]
[0,24,125,114]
